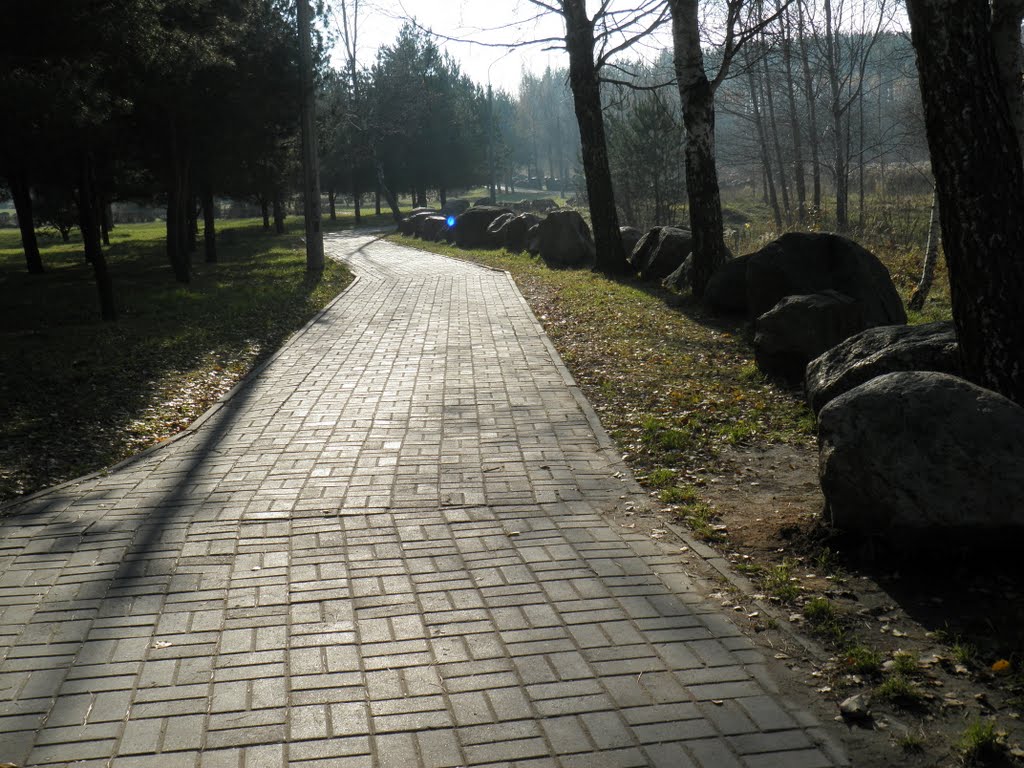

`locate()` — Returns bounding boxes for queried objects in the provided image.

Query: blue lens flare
[446,215,456,227]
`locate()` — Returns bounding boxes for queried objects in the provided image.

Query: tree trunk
[905,0,1024,403]
[671,0,730,297]
[78,151,116,321]
[353,177,361,224]
[439,187,447,207]
[824,0,849,230]
[781,2,807,222]
[99,193,111,246]
[103,202,114,240]
[908,188,940,311]
[201,179,217,264]
[857,88,866,229]
[761,48,791,223]
[187,192,198,253]
[9,164,43,273]
[375,185,381,216]
[328,189,337,221]
[376,161,402,223]
[562,0,627,273]
[272,190,285,234]
[797,0,822,212]
[992,0,1024,167]
[260,195,270,229]
[166,130,191,283]
[748,63,783,229]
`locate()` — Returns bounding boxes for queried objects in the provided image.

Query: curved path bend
[0,232,848,767]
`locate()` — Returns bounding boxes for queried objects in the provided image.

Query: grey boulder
[746,232,906,326]
[454,206,513,249]
[535,210,596,268]
[754,290,867,384]
[819,371,1024,534]
[398,209,438,236]
[502,213,542,253]
[705,252,753,315]
[630,226,693,282]
[419,215,450,242]
[620,226,643,260]
[806,321,960,414]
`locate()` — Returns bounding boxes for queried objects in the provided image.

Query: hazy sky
[327,1,665,95]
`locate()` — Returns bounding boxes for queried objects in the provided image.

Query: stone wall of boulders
[396,199,596,269]
[704,231,1023,540]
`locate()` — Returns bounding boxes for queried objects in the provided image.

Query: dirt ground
[686,442,1024,767]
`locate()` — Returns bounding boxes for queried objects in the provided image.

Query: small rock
[839,693,872,722]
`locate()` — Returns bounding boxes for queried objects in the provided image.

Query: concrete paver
[0,232,847,766]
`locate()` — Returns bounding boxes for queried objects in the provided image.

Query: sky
[326,0,665,95]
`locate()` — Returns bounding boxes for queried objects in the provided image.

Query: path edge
[0,270,363,518]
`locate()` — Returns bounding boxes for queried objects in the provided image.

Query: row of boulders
[685,230,1024,538]
[399,203,597,269]
[700,232,909,384]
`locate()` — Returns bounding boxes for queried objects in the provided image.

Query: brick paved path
[0,233,847,767]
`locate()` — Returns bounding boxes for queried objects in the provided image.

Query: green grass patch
[678,501,721,541]
[803,596,846,645]
[956,719,1006,766]
[762,559,801,603]
[0,218,352,502]
[898,729,927,754]
[891,651,920,677]
[844,645,883,676]
[874,674,927,709]
[645,468,677,488]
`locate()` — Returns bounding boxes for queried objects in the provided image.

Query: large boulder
[440,199,470,217]
[818,371,1024,535]
[399,209,437,236]
[535,210,596,268]
[454,206,513,249]
[620,226,643,259]
[805,321,960,415]
[525,224,542,256]
[500,213,542,253]
[485,212,516,248]
[628,227,662,272]
[663,254,693,292]
[420,215,450,242]
[746,232,907,326]
[629,227,693,281]
[705,253,753,315]
[754,290,867,384]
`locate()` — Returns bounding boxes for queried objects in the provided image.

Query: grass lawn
[0,217,353,503]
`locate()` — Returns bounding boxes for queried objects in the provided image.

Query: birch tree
[669,0,781,297]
